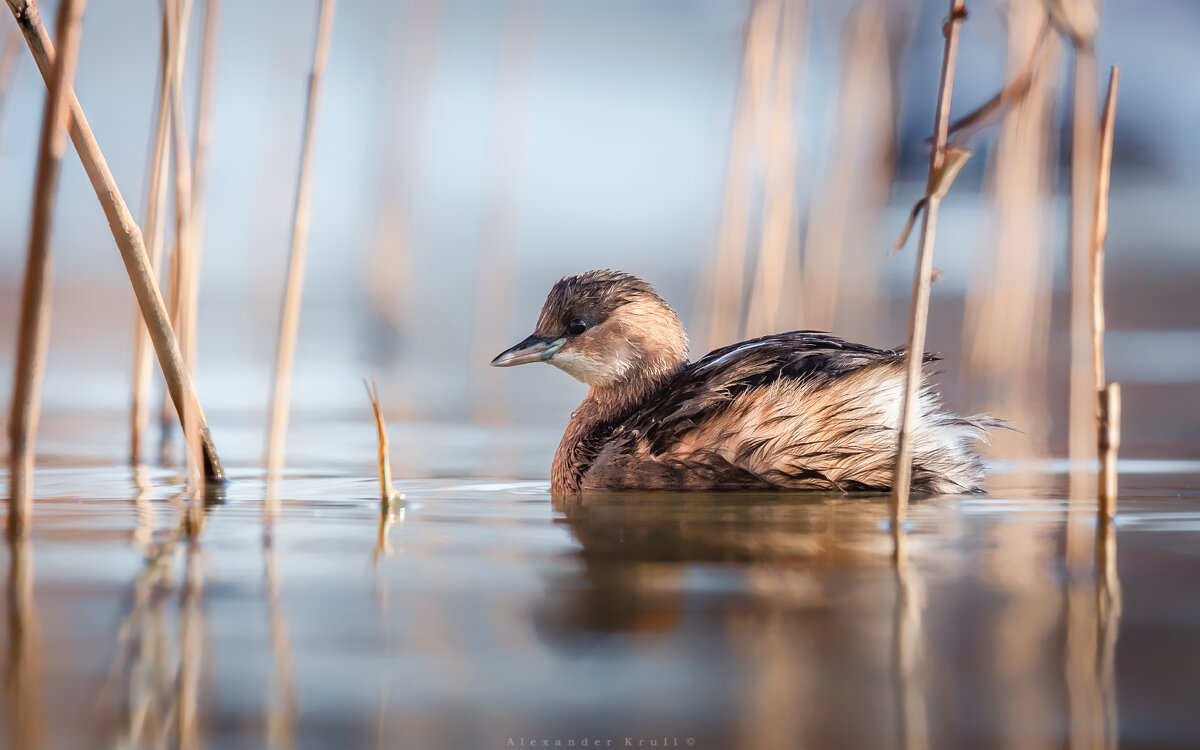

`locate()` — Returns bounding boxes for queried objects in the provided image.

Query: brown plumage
[492,270,1000,494]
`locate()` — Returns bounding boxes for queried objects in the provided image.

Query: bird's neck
[551,365,684,492]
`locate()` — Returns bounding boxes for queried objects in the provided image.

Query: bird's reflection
[539,490,898,637]
[541,491,952,749]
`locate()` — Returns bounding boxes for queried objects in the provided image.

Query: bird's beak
[490,335,565,367]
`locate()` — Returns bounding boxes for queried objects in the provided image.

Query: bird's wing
[583,332,991,492]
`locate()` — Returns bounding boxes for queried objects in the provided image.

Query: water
[3,416,1199,750]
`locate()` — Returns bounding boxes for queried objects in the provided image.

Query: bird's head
[491,270,688,388]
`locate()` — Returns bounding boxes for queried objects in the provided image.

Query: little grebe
[492,270,998,494]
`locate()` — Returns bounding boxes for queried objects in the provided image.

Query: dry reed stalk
[158,0,196,469]
[700,0,781,351]
[798,2,893,338]
[185,0,220,368]
[6,0,86,535]
[365,0,437,353]
[743,0,807,339]
[467,0,540,422]
[130,6,173,466]
[264,0,338,476]
[364,378,397,505]
[0,19,20,119]
[1091,67,1119,516]
[942,15,1053,145]
[1061,3,1100,505]
[889,0,969,546]
[960,0,1060,459]
[5,0,225,481]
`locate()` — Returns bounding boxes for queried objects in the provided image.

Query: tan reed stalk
[6,0,86,535]
[364,378,398,505]
[889,0,968,550]
[364,0,438,384]
[700,0,781,351]
[466,0,540,423]
[959,0,1060,459]
[158,0,196,467]
[5,0,225,481]
[131,6,173,466]
[1062,7,1100,502]
[743,0,807,339]
[185,0,219,368]
[264,0,338,476]
[0,19,20,118]
[798,2,892,338]
[1091,67,1119,517]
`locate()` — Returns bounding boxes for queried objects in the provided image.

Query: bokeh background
[0,0,1197,475]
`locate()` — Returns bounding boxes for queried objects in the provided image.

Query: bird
[491,270,1000,494]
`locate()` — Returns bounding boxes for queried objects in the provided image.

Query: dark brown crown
[534,270,665,336]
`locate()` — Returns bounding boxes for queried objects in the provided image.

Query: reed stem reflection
[4,532,44,750]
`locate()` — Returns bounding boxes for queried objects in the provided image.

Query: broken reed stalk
[364,378,397,505]
[1091,67,1120,518]
[264,0,338,476]
[5,0,224,481]
[889,0,968,549]
[6,0,86,536]
[130,6,173,466]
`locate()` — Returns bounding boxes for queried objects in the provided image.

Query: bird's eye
[566,318,589,335]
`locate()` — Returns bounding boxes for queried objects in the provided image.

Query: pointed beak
[490,335,566,367]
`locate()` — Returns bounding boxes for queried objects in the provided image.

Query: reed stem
[364,378,397,505]
[5,0,224,481]
[1066,42,1099,494]
[186,0,219,368]
[889,0,967,550]
[265,0,338,476]
[6,0,86,535]
[1091,67,1120,518]
[130,6,173,467]
[0,19,20,120]
[702,0,781,351]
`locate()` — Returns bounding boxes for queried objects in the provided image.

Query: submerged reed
[265,0,338,476]
[6,0,86,534]
[889,0,969,551]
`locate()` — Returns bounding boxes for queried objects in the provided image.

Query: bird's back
[575,331,996,493]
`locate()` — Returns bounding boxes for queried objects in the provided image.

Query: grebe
[492,270,997,494]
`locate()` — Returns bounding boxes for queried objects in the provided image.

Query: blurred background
[0,0,1197,474]
[4,4,1200,748]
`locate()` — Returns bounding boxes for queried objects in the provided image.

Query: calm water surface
[3,419,1200,750]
